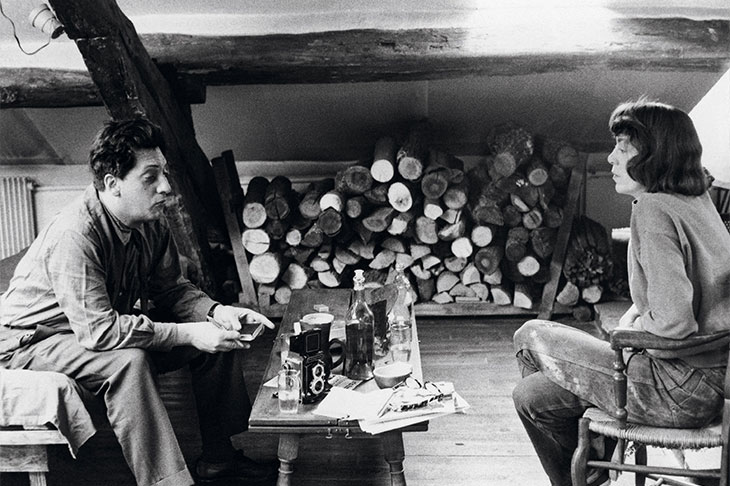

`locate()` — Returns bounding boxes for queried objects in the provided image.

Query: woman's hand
[211,305,276,332]
[618,303,641,329]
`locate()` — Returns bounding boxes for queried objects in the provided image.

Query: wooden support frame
[210,151,258,309]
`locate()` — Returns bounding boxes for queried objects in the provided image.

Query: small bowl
[373,362,413,389]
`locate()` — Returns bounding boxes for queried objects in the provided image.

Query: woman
[512,99,730,486]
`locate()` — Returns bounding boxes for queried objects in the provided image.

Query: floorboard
[0,316,663,485]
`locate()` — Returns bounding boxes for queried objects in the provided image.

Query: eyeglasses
[387,377,450,413]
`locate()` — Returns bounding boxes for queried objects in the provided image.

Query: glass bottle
[344,269,374,380]
[388,263,414,362]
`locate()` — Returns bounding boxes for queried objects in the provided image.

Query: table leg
[276,433,300,486]
[381,430,406,486]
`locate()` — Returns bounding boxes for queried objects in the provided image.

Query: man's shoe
[195,455,278,484]
[586,467,610,486]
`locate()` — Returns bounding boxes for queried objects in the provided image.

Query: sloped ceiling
[0,1,728,166]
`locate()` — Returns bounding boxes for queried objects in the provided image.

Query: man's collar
[89,186,135,245]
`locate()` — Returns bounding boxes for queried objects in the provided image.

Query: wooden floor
[1,315,657,486]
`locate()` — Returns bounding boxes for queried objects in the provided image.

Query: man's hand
[211,305,275,333]
[178,322,252,353]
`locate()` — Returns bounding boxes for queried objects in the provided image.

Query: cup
[278,333,292,366]
[389,318,412,363]
[278,368,300,414]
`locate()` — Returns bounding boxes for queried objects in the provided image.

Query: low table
[248,288,428,486]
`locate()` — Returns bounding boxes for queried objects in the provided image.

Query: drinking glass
[389,318,412,363]
[278,368,300,414]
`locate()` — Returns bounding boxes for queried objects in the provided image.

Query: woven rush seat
[583,407,724,450]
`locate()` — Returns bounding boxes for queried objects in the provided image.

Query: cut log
[241,228,270,255]
[298,178,334,220]
[486,123,534,176]
[473,245,504,276]
[526,157,549,187]
[362,206,396,233]
[335,246,361,266]
[410,243,431,261]
[421,254,441,271]
[286,246,315,266]
[285,227,302,247]
[449,282,476,298]
[471,200,504,226]
[516,254,541,277]
[249,252,283,284]
[490,285,513,306]
[581,284,604,304]
[370,248,396,269]
[364,183,389,205]
[543,205,564,229]
[556,280,580,306]
[363,269,388,287]
[317,243,332,260]
[318,207,344,237]
[470,282,490,301]
[471,225,495,247]
[443,180,469,210]
[345,195,367,219]
[281,263,309,290]
[300,223,325,248]
[482,267,503,285]
[310,256,331,273]
[242,176,268,229]
[556,144,580,169]
[395,252,415,269]
[416,277,436,301]
[332,257,347,274]
[409,263,431,280]
[537,179,556,209]
[439,208,460,225]
[423,198,444,220]
[450,237,473,259]
[415,216,438,245]
[337,163,373,195]
[530,227,557,259]
[397,120,431,181]
[381,236,407,254]
[432,291,454,304]
[265,218,289,241]
[257,283,276,308]
[549,164,570,189]
[513,283,534,309]
[522,207,544,230]
[502,204,523,227]
[319,190,345,212]
[388,210,415,236]
[459,263,481,286]
[353,220,373,243]
[349,239,376,259]
[318,270,342,288]
[388,181,414,212]
[274,284,292,305]
[436,271,460,294]
[444,256,468,273]
[438,217,466,241]
[505,227,530,262]
[421,150,464,199]
[264,175,294,220]
[371,136,397,183]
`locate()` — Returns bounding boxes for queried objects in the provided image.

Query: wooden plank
[0,444,50,472]
[538,164,585,319]
[0,430,66,446]
[211,151,258,308]
[46,0,223,294]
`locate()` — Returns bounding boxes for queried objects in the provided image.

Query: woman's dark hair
[608,98,709,195]
[89,117,166,191]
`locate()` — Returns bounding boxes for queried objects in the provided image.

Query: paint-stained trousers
[512,319,724,486]
[3,331,252,486]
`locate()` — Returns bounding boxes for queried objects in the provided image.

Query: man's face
[114,147,172,226]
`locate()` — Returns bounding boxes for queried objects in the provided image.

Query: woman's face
[607,134,646,198]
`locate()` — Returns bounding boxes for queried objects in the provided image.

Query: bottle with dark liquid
[344,269,374,380]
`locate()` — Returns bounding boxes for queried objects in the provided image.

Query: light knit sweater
[629,191,730,367]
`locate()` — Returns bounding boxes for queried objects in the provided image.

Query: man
[0,117,277,486]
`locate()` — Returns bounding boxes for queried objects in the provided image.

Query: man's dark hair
[89,117,166,191]
[609,98,709,196]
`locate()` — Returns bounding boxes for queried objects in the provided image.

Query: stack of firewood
[556,215,617,316]
[236,120,580,309]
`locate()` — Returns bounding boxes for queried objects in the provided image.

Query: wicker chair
[571,328,730,486]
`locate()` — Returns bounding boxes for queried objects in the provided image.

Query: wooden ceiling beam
[45,0,223,294]
[1,16,728,108]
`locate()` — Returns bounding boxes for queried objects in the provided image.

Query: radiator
[0,177,36,259]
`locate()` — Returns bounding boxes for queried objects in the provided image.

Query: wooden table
[248,288,428,486]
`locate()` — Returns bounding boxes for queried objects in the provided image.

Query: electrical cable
[0,0,52,55]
